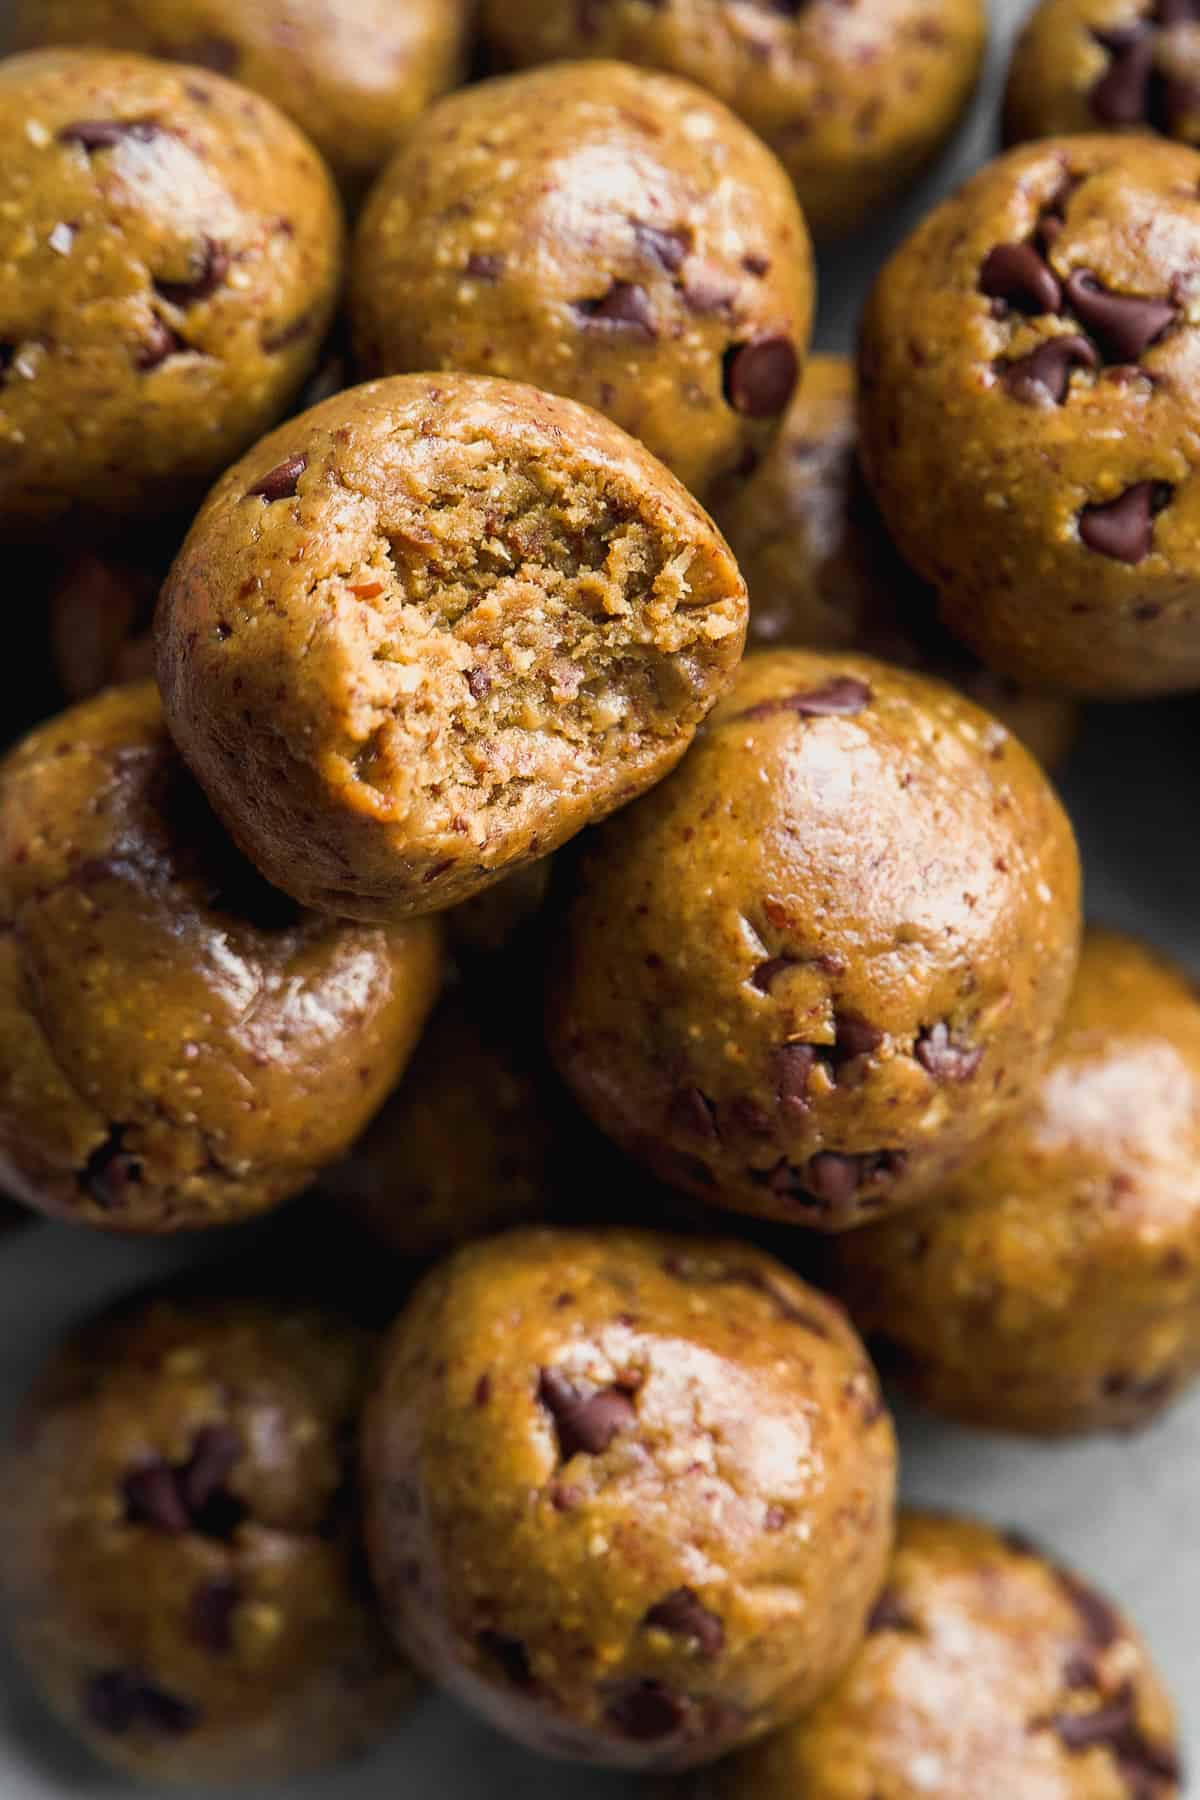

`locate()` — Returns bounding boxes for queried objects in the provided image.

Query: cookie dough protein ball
[363,1228,896,1771]
[0,682,441,1232]
[715,354,1079,770]
[350,63,812,501]
[5,0,472,203]
[1005,0,1200,147]
[482,2,986,243]
[0,1293,419,1784]
[860,134,1200,697]
[548,649,1082,1233]
[0,50,342,536]
[156,374,748,922]
[675,1512,1182,1800]
[831,928,1200,1436]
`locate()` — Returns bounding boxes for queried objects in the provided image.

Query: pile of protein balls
[0,0,1194,1793]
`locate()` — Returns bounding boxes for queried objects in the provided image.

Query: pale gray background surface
[0,0,1196,1794]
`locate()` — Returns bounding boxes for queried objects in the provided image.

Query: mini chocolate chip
[915,1022,983,1080]
[478,1629,535,1688]
[572,281,657,337]
[867,1588,920,1633]
[776,1043,817,1114]
[634,222,690,272]
[81,1125,142,1209]
[465,251,505,281]
[980,243,1061,315]
[831,1011,884,1063]
[136,316,183,370]
[643,1588,725,1656]
[189,1578,240,1654]
[1063,272,1176,361]
[537,1368,637,1460]
[723,334,798,416]
[59,118,160,150]
[669,1086,719,1140]
[124,1462,191,1534]
[1091,29,1155,126]
[474,1373,493,1407]
[752,955,798,992]
[155,237,229,306]
[1079,482,1166,564]
[736,676,874,722]
[1001,334,1098,404]
[743,253,771,276]
[248,454,307,501]
[606,1680,690,1742]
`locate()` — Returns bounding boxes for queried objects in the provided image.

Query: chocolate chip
[474,1374,493,1407]
[136,316,183,370]
[776,1042,817,1115]
[830,1011,883,1063]
[743,253,771,276]
[1063,272,1176,361]
[248,454,307,501]
[466,666,491,699]
[180,1426,241,1516]
[723,333,798,416]
[1001,334,1098,404]
[606,1680,690,1742]
[1063,1648,1101,1690]
[189,1578,240,1654]
[806,1149,906,1208]
[123,1462,192,1534]
[643,1588,725,1656]
[83,1671,197,1737]
[478,1630,535,1688]
[764,1504,787,1531]
[751,955,798,993]
[572,281,657,338]
[735,676,874,722]
[550,1482,582,1511]
[634,222,690,272]
[81,1126,142,1209]
[867,1588,920,1633]
[465,251,505,281]
[155,237,229,306]
[980,243,1062,315]
[1079,482,1168,563]
[915,1022,983,1080]
[59,118,160,150]
[1091,29,1156,125]
[537,1368,638,1460]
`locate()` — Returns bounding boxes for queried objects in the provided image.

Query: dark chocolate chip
[867,1588,920,1633]
[669,1086,719,1140]
[915,1022,983,1081]
[831,1011,884,1063]
[123,1462,191,1534]
[180,1426,241,1514]
[537,1368,637,1460]
[643,1588,725,1656]
[136,316,183,370]
[979,243,1061,315]
[1063,271,1176,361]
[189,1578,240,1654]
[803,1152,867,1210]
[606,1680,690,1742]
[572,281,657,337]
[478,1630,535,1689]
[474,1373,493,1407]
[155,237,229,306]
[1045,1684,1139,1753]
[465,251,505,282]
[776,1042,817,1114]
[1091,29,1156,126]
[743,253,771,276]
[751,955,798,993]
[1063,1648,1101,1690]
[59,118,160,150]
[248,454,307,501]
[1079,482,1168,564]
[1000,334,1098,404]
[723,333,798,416]
[735,676,874,722]
[81,1125,142,1209]
[633,222,690,272]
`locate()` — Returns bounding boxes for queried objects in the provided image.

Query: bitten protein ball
[0,50,342,535]
[0,1292,419,1784]
[1005,0,1200,148]
[860,134,1200,696]
[714,353,1079,769]
[482,2,987,243]
[5,0,473,202]
[350,63,812,501]
[0,682,441,1231]
[831,928,1200,1436]
[363,1229,896,1771]
[548,650,1082,1232]
[157,374,748,922]
[674,1512,1182,1800]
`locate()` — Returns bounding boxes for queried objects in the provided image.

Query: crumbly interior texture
[157,374,747,921]
[0,1295,419,1784]
[680,1512,1181,1800]
[831,927,1200,1436]
[363,1228,896,1771]
[0,681,441,1231]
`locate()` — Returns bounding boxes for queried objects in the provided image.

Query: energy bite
[831,928,1200,1436]
[715,354,1079,769]
[675,1512,1181,1800]
[0,1292,418,1784]
[482,1,986,243]
[1005,0,1200,147]
[5,0,473,202]
[350,63,812,501]
[157,374,748,922]
[0,50,342,536]
[0,682,441,1231]
[548,649,1082,1232]
[860,134,1200,696]
[363,1227,896,1770]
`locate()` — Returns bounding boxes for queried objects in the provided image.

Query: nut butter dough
[350,63,813,501]
[0,50,342,536]
[363,1227,896,1770]
[156,374,748,922]
[481,2,987,243]
[0,1292,418,1784]
[1006,0,1200,147]
[0,681,441,1231]
[715,354,1079,769]
[860,134,1200,696]
[5,0,472,202]
[831,928,1200,1436]
[548,649,1082,1232]
[676,1512,1182,1800]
